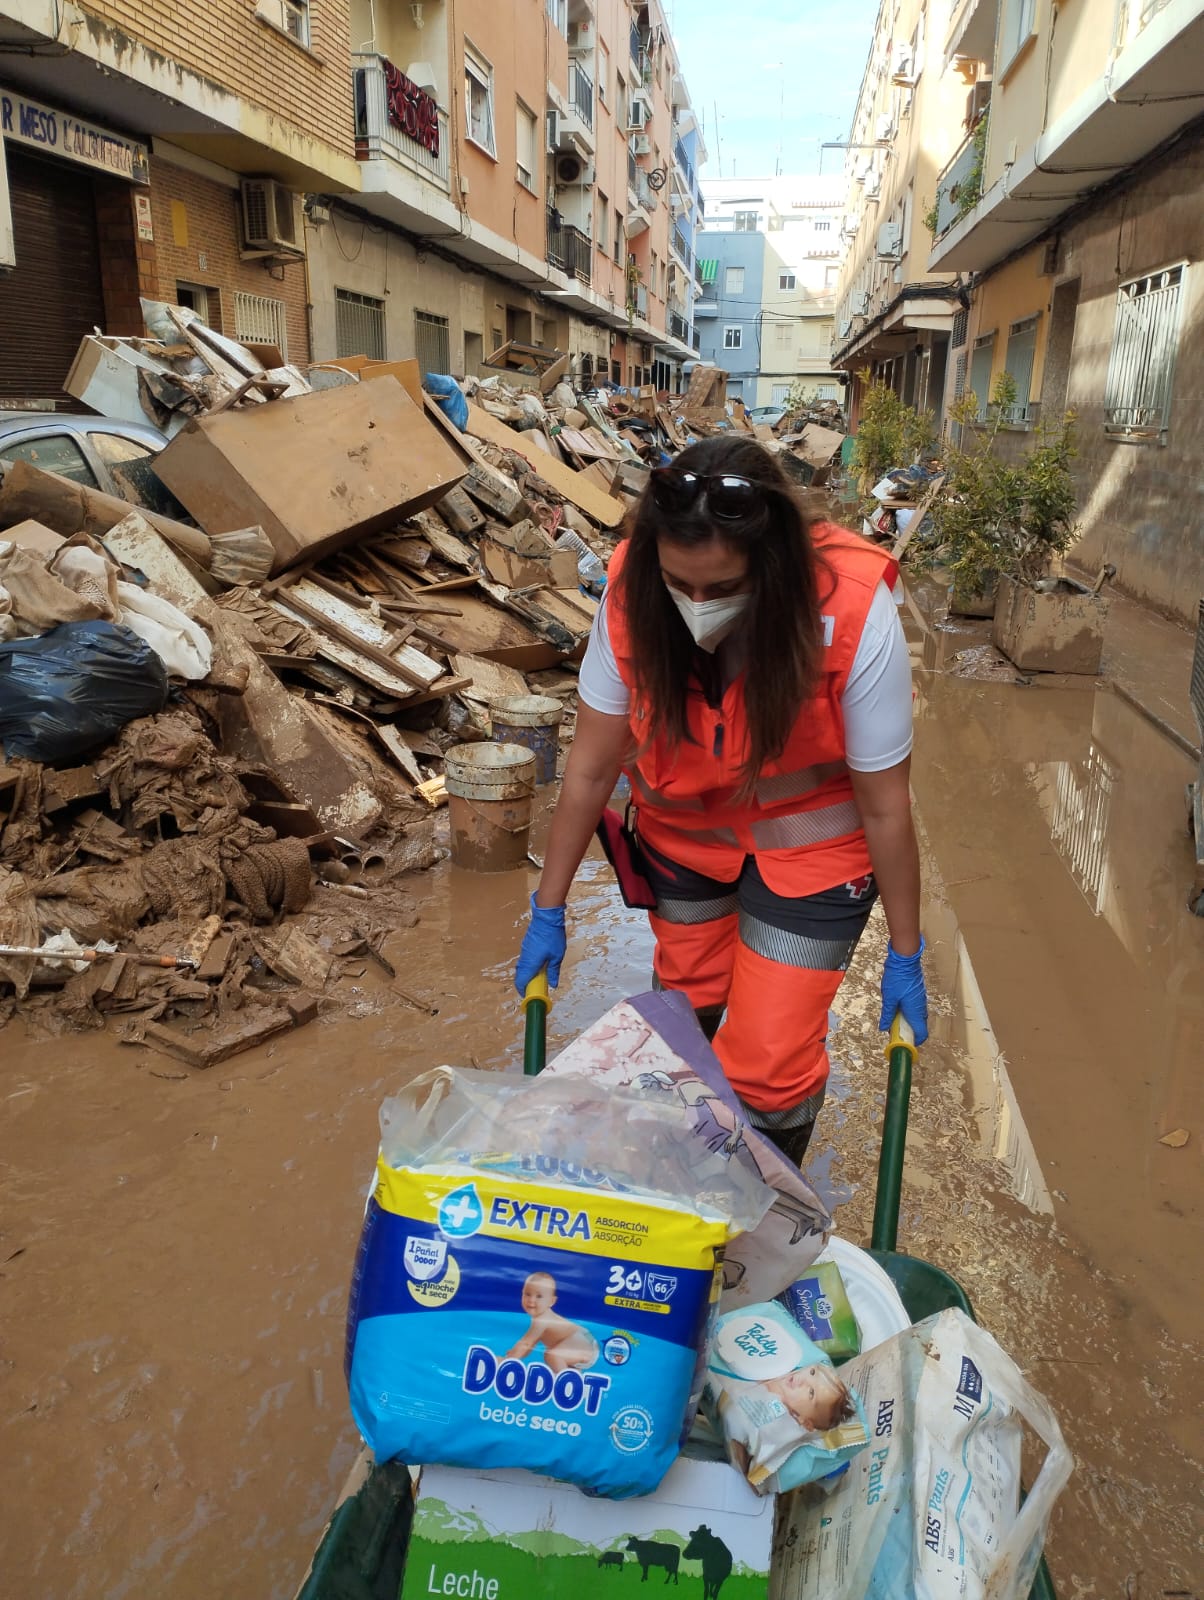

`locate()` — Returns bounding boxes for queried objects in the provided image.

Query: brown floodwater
[1,639,1201,1598]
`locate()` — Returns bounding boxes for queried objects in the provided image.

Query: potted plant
[917,380,1104,670]
[850,371,935,503]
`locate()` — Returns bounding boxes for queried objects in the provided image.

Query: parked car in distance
[747,406,788,427]
[0,412,173,506]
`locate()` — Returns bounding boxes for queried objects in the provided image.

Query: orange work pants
[641,836,877,1116]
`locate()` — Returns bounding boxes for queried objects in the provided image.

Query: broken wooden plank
[256,926,333,990]
[135,1009,296,1068]
[181,915,224,971]
[196,932,237,982]
[376,725,425,786]
[451,653,530,705]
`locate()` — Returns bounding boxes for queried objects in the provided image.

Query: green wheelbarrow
[869,1016,1058,1600]
[295,995,1058,1600]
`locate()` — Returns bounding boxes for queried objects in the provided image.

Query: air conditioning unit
[566,21,580,48]
[876,221,904,259]
[876,112,896,142]
[241,178,301,253]
[627,100,650,131]
[891,42,917,86]
[555,152,596,186]
[853,291,870,315]
[839,317,853,338]
[632,133,652,156]
[546,109,560,153]
[865,173,882,199]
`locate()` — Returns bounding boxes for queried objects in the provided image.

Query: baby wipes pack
[345,1066,772,1500]
[705,1301,871,1494]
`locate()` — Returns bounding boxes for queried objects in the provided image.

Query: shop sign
[0,86,150,184]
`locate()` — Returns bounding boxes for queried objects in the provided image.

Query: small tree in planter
[850,370,935,502]
[919,374,1079,611]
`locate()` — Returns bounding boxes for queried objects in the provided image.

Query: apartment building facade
[835,0,1204,621]
[0,0,360,398]
[829,0,971,430]
[297,0,703,388]
[924,0,1204,622]
[0,0,702,407]
[697,176,843,406]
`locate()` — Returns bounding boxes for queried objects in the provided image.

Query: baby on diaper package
[345,1066,773,1500]
[705,1302,871,1494]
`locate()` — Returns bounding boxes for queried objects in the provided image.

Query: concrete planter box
[991,574,1109,674]
[949,574,999,618]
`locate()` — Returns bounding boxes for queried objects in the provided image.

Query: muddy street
[2,644,1202,1600]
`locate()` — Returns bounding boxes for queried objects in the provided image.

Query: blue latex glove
[515,895,567,995]
[879,937,929,1044]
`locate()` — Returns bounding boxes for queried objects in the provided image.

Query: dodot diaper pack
[346,1153,733,1498]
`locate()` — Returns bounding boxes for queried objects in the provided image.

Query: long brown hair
[615,435,830,786]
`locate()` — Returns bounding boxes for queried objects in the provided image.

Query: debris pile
[0,314,849,1067]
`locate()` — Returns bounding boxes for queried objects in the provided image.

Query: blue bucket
[490,695,563,786]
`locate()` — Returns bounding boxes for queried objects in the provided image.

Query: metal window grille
[414,310,451,376]
[1104,264,1184,439]
[335,289,386,360]
[233,291,288,357]
[953,350,967,400]
[1001,314,1040,420]
[951,307,969,349]
[968,334,994,417]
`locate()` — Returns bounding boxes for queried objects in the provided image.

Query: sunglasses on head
[649,468,768,521]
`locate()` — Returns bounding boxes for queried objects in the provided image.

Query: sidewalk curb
[1109,680,1201,763]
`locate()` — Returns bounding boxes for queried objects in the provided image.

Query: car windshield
[0,433,99,487]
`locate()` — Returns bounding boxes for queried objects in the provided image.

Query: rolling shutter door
[0,150,106,405]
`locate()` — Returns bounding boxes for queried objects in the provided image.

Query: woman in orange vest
[515,435,927,1163]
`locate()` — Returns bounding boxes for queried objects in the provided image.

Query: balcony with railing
[669,310,694,346]
[627,149,638,189]
[569,62,594,131]
[353,54,450,193]
[627,284,649,320]
[671,221,691,267]
[673,136,695,192]
[546,211,592,283]
[932,125,984,239]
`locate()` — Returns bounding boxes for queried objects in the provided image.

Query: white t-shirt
[578,581,913,773]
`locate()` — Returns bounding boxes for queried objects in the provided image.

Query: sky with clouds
[664,0,881,181]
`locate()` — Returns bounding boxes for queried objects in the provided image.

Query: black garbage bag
[0,621,170,764]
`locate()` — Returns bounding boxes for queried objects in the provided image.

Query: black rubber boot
[761,1116,819,1168]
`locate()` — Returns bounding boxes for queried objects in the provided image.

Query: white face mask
[668,589,751,652]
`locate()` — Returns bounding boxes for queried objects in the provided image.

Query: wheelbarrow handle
[521,973,549,1077]
[871,1010,918,1253]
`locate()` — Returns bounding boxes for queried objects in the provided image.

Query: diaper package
[705,1302,871,1494]
[345,1068,772,1499]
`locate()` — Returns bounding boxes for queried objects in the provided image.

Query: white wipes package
[706,1302,870,1494]
[771,1309,1072,1600]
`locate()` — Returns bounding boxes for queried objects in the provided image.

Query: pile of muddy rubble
[0,308,846,1067]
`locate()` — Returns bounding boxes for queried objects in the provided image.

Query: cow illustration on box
[683,1527,734,1600]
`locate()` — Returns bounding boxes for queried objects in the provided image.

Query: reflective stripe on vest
[755,761,848,806]
[749,798,863,850]
[659,796,863,851]
[633,757,848,814]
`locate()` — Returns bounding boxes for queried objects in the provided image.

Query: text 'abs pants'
[641,835,878,1154]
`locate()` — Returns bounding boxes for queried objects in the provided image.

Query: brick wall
[81,0,354,162]
[149,158,310,362]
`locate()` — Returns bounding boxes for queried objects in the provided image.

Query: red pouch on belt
[594,804,658,910]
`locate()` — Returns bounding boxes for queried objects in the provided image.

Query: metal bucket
[490,694,563,786]
[445,742,537,872]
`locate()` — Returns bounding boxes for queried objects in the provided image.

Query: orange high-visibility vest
[607,524,901,897]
